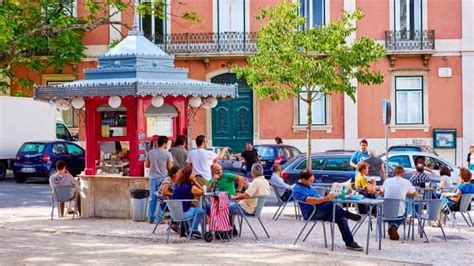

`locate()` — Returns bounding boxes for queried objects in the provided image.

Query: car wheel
[47,168,57,179]
[0,162,6,181]
[13,174,27,183]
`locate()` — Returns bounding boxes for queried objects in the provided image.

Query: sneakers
[346,212,362,222]
[346,242,363,251]
[191,231,203,239]
[388,225,400,240]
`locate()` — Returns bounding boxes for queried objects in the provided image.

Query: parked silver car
[381,151,461,184]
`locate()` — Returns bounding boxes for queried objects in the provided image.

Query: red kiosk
[35,28,236,218]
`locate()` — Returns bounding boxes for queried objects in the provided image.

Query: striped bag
[209,192,232,232]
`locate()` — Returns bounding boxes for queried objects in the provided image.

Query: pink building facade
[17,0,474,166]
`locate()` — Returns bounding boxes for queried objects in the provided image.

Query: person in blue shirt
[350,139,370,169]
[292,169,363,251]
[446,167,474,211]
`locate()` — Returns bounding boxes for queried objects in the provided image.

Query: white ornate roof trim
[35,79,238,99]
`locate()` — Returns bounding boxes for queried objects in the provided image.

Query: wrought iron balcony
[385,30,435,53]
[155,32,257,56]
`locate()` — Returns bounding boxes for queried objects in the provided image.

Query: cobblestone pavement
[1,176,472,265]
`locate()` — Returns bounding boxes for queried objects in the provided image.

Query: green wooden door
[212,73,253,152]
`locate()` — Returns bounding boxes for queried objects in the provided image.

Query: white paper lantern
[108,96,122,108]
[71,97,85,109]
[56,99,70,111]
[151,96,164,108]
[201,97,218,109]
[208,97,218,108]
[188,96,202,108]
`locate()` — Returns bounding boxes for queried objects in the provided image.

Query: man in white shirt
[380,166,417,240]
[186,135,227,186]
[231,163,270,214]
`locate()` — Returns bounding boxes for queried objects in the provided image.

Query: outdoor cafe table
[331,198,384,255]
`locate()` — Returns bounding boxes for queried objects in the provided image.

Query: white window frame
[292,89,332,133]
[140,0,170,41]
[390,72,430,132]
[297,0,329,28]
[213,0,250,33]
[390,0,428,32]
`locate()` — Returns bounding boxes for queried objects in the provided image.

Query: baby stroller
[204,192,233,242]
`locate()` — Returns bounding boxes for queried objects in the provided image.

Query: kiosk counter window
[97,105,127,138]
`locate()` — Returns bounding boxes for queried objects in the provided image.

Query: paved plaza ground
[0,175,472,265]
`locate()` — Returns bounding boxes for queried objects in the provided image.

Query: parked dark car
[253,144,302,177]
[205,147,244,173]
[281,152,355,185]
[281,152,440,186]
[388,144,438,156]
[13,141,85,183]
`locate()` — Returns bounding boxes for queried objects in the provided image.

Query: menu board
[146,117,173,137]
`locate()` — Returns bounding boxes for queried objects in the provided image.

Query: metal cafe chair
[417,199,447,242]
[450,194,474,228]
[271,184,299,221]
[382,198,407,240]
[51,185,78,220]
[235,196,270,241]
[164,199,200,243]
[293,200,330,247]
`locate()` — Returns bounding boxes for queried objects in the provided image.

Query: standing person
[467,145,474,170]
[364,149,386,183]
[414,156,434,174]
[170,135,188,168]
[350,139,370,169]
[186,135,227,187]
[145,135,174,223]
[379,166,417,240]
[292,169,363,251]
[241,142,260,176]
[49,160,78,217]
[275,137,283,144]
[270,164,292,201]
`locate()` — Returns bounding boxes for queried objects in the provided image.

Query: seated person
[172,166,205,239]
[292,169,363,251]
[379,166,417,240]
[354,162,376,214]
[49,160,78,217]
[230,163,270,215]
[154,166,181,224]
[208,164,245,195]
[439,166,454,191]
[409,163,431,188]
[444,167,474,212]
[270,164,292,201]
[355,162,377,195]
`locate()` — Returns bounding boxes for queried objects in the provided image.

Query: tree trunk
[306,91,312,170]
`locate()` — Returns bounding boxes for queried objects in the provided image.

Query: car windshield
[256,146,275,160]
[19,143,46,154]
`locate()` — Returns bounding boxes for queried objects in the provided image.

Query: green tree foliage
[235,1,385,168]
[0,0,200,95]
